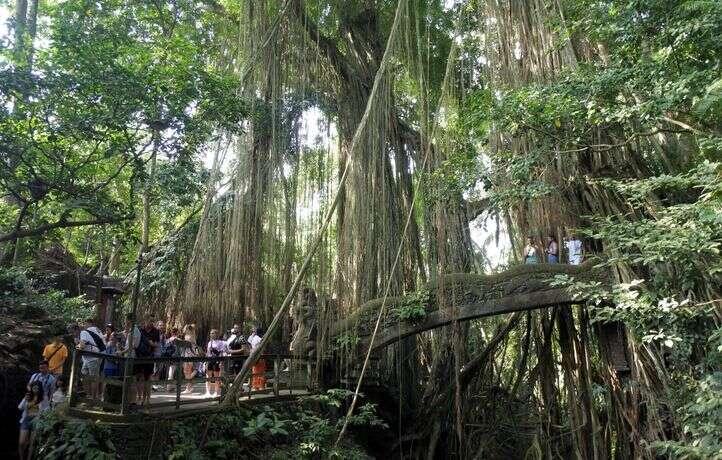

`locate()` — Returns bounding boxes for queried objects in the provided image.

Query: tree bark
[14,0,28,62]
[141,141,158,254]
[25,0,38,68]
[9,200,30,265]
[0,214,132,243]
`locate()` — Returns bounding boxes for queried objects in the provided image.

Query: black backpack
[161,340,177,358]
[135,331,152,357]
[229,335,247,351]
[86,329,106,352]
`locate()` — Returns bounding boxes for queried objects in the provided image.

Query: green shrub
[33,411,117,460]
[394,290,430,322]
[0,267,93,322]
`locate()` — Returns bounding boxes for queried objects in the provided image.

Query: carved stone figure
[290,287,317,359]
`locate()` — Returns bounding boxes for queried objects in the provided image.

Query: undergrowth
[32,390,387,459]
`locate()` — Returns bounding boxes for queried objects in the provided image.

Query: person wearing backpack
[137,317,160,404]
[27,360,56,400]
[122,313,144,405]
[77,318,106,402]
[42,335,69,376]
[121,313,154,405]
[164,328,180,391]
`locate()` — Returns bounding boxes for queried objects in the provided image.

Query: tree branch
[459,311,522,388]
[465,197,491,222]
[288,0,352,81]
[0,214,133,243]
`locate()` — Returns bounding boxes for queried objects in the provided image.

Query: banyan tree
[114,1,721,458]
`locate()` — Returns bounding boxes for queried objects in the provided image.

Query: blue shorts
[548,255,559,263]
[20,416,35,430]
[104,367,120,378]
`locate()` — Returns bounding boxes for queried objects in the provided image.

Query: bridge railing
[66,349,313,416]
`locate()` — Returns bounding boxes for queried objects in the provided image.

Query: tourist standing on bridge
[183,323,197,344]
[206,329,229,397]
[182,333,201,394]
[135,316,159,405]
[248,325,266,390]
[152,320,169,391]
[122,313,144,405]
[546,235,559,263]
[103,323,115,343]
[523,237,541,264]
[42,335,68,377]
[564,235,584,265]
[164,327,180,391]
[226,324,249,376]
[101,333,122,403]
[77,318,105,402]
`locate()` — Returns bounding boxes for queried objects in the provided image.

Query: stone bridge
[328,263,608,352]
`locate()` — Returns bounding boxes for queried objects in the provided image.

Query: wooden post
[247,360,253,400]
[307,359,312,392]
[67,349,81,408]
[273,356,280,397]
[175,357,182,410]
[220,356,230,400]
[121,254,143,414]
[119,355,133,415]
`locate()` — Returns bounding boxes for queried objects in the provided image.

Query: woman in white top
[248,326,266,390]
[18,381,48,460]
[523,237,540,264]
[181,334,199,394]
[51,376,67,408]
[206,329,228,397]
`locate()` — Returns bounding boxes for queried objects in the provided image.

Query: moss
[332,262,608,340]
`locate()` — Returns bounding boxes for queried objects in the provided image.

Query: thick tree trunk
[25,0,38,67]
[14,0,28,62]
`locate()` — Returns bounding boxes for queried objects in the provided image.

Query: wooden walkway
[67,350,315,421]
[69,385,311,422]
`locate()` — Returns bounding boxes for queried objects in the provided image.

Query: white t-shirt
[207,339,229,357]
[248,334,262,351]
[51,389,66,407]
[565,239,583,264]
[80,326,105,363]
[124,325,142,357]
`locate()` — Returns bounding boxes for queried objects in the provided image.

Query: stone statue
[290,287,317,359]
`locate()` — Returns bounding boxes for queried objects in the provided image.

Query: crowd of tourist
[523,234,585,265]
[18,313,267,460]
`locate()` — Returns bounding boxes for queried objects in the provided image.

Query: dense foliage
[166,390,385,459]
[2,0,721,458]
[1,0,246,269]
[454,0,722,457]
[0,266,92,322]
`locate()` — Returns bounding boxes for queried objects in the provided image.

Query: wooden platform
[65,351,316,422]
[69,382,310,422]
